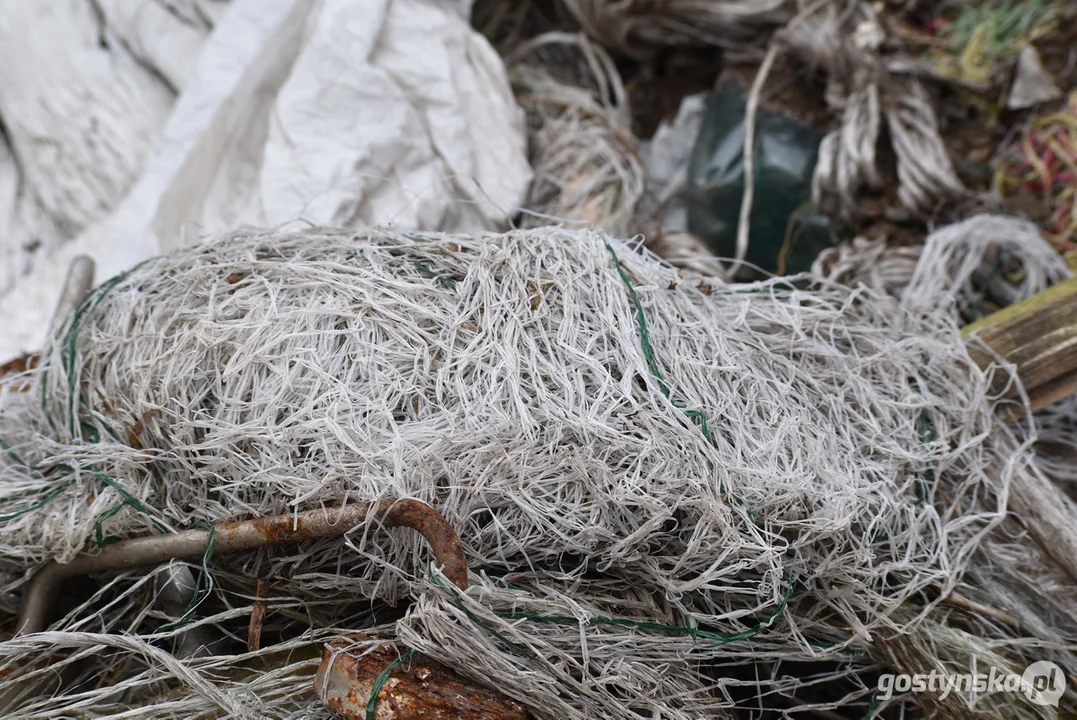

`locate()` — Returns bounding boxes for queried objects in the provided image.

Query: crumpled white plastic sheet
[639,92,707,233]
[0,0,178,294]
[96,0,223,93]
[0,0,531,359]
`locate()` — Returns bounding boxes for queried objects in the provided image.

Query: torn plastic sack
[0,0,531,360]
[0,0,228,301]
[0,0,176,293]
[95,0,223,93]
[686,78,835,275]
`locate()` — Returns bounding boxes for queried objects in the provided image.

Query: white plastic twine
[903,214,1073,313]
[0,226,1046,717]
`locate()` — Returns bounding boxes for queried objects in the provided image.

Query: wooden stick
[962,275,1077,414]
[961,279,1077,584]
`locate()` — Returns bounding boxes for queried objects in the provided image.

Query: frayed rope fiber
[0,227,1037,717]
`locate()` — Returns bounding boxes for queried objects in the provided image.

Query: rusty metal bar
[247,578,270,652]
[1,255,94,392]
[48,255,95,338]
[16,499,468,635]
[316,639,528,720]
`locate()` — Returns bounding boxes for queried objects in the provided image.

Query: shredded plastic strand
[1,227,1066,717]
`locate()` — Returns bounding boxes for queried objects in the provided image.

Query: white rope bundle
[512,33,645,238]
[812,234,922,299]
[559,0,792,60]
[813,215,1073,318]
[785,2,967,219]
[904,214,1073,313]
[0,227,1063,717]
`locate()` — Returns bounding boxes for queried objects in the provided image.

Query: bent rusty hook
[16,498,469,635]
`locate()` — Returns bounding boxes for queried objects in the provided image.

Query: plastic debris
[0,0,174,294]
[639,92,707,233]
[95,0,218,92]
[928,0,1063,86]
[0,0,531,361]
[5,2,1077,718]
[685,78,833,275]
[1008,45,1063,109]
[994,91,1077,250]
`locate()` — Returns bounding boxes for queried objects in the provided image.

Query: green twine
[0,436,29,469]
[496,571,796,647]
[604,243,671,398]
[432,570,796,649]
[0,445,166,537]
[410,256,458,289]
[0,478,76,522]
[0,261,168,538]
[0,439,81,522]
[88,470,169,546]
[908,355,937,507]
[603,242,755,516]
[863,692,881,719]
[159,522,216,632]
[370,572,797,720]
[366,648,416,720]
[936,0,1060,60]
[428,573,533,658]
[42,266,135,437]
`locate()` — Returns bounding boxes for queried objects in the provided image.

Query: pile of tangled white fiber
[0,227,1073,719]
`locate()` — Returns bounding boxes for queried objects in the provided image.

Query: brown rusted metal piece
[247,578,270,652]
[315,639,528,720]
[0,353,40,392]
[16,499,468,635]
[1,256,94,393]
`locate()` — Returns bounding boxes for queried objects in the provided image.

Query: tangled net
[0,227,1071,718]
[994,90,1077,251]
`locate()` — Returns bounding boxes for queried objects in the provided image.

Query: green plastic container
[686,79,835,275]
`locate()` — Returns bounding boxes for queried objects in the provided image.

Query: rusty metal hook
[16,498,468,635]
